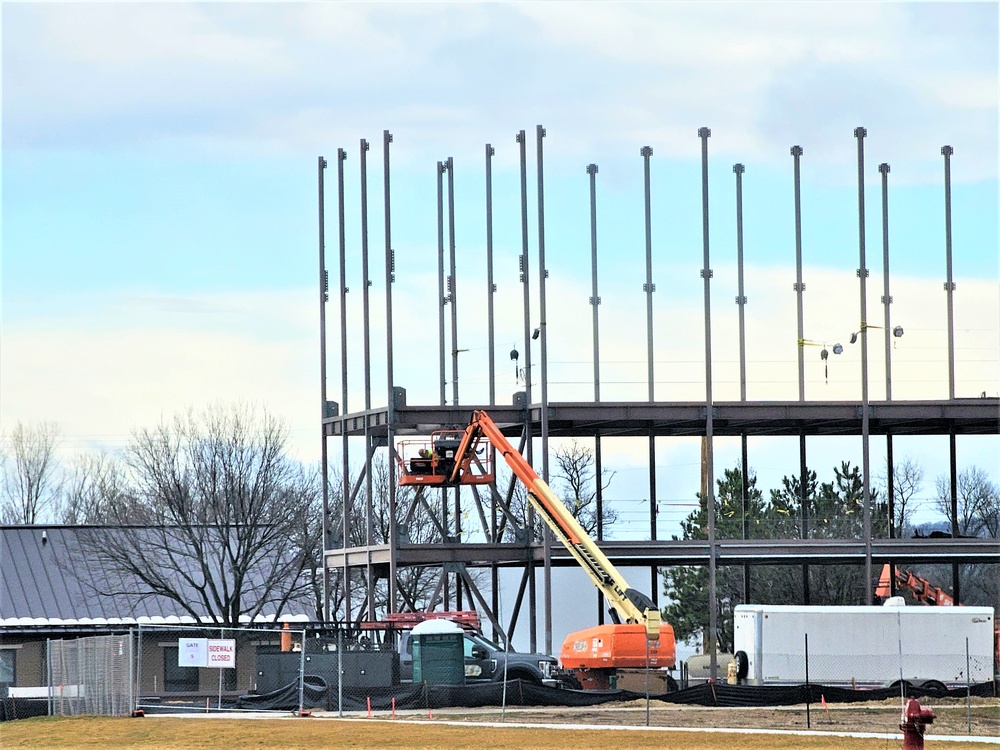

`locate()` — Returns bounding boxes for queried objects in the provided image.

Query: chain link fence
[41,623,996,737]
[135,623,307,714]
[798,633,995,692]
[47,634,133,716]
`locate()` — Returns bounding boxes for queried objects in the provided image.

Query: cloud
[4,3,994,178]
[0,290,319,460]
[3,266,995,462]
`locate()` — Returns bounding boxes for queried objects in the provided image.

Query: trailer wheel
[734,650,749,680]
[919,679,948,697]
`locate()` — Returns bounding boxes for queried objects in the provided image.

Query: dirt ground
[2,703,998,750]
[424,696,1000,737]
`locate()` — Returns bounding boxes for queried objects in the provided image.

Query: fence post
[966,637,971,734]
[804,633,811,729]
[135,626,144,713]
[297,628,307,715]
[645,636,651,727]
[76,632,83,715]
[337,629,343,717]
[128,629,134,717]
[46,639,52,717]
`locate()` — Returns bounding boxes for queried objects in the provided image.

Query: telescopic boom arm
[449,410,662,639]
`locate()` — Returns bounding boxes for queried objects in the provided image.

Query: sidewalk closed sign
[207,639,236,667]
[177,638,236,668]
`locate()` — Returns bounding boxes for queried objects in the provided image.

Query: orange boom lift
[398,409,675,689]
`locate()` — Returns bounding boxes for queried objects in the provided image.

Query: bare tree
[61,452,132,524]
[0,421,63,524]
[323,455,450,623]
[74,404,318,626]
[877,457,923,538]
[935,466,999,537]
[552,440,617,535]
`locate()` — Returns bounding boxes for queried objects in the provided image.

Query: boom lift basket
[397,429,495,487]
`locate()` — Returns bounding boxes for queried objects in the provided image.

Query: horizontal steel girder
[325,537,1000,570]
[324,399,1000,438]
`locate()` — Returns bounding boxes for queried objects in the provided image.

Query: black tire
[665,674,679,692]
[504,670,541,686]
[734,650,749,680]
[920,679,948,697]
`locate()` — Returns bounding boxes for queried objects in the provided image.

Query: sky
[2,1,998,649]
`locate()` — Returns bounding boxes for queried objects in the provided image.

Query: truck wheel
[665,674,679,692]
[505,670,541,686]
[734,650,749,680]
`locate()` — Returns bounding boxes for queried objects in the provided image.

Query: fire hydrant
[900,698,935,749]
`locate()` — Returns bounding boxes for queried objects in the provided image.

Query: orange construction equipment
[878,563,999,673]
[384,610,481,631]
[397,409,676,688]
[877,563,954,606]
[396,430,494,487]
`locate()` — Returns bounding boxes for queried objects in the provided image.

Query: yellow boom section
[451,410,661,639]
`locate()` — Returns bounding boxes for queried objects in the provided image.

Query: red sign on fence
[206,639,236,668]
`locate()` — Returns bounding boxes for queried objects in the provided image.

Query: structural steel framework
[317,126,999,656]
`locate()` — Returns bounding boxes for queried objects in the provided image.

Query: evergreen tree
[661,466,762,652]
[662,460,888,653]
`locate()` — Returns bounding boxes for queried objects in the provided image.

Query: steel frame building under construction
[317,126,999,657]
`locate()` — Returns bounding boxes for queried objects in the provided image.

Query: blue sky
[2,2,998,535]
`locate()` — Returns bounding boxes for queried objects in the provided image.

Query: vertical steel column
[640,147,658,564]
[437,162,447,406]
[879,163,894,401]
[486,143,498,634]
[588,162,606,624]
[642,145,656,402]
[879,162,895,543]
[942,144,959,601]
[698,126,718,678]
[854,126,873,606]
[318,155,330,622]
[735,163,748,405]
[447,157,459,407]
[435,161,449,608]
[950,430,960,603]
[337,148,350,623]
[360,137,376,620]
[588,163,602,405]
[536,124,553,653]
[517,130,533,424]
[446,156,461,609]
[516,129,536,652]
[792,145,806,402]
[383,130,397,613]
[942,145,956,400]
[791,144,810,604]
[486,144,497,406]
[734,162,751,604]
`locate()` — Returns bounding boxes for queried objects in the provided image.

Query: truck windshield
[466,633,503,652]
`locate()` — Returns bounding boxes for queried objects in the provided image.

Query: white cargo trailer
[733,603,995,688]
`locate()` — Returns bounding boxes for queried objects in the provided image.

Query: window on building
[163,646,199,693]
[0,650,15,696]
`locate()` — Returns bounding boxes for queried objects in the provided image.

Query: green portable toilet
[411,619,465,685]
